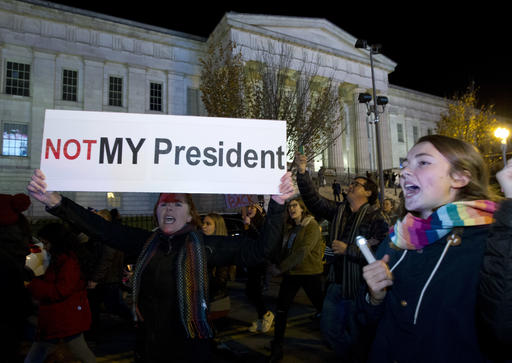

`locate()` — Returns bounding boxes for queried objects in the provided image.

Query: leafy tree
[199,41,247,118]
[436,83,498,156]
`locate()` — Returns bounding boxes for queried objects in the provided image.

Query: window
[109,76,123,107]
[397,123,404,142]
[413,126,419,143]
[5,61,30,96]
[62,69,78,101]
[427,128,433,135]
[150,82,162,111]
[2,122,28,156]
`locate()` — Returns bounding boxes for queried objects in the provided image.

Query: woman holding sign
[27,169,294,363]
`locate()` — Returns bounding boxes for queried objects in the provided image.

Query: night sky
[38,1,512,118]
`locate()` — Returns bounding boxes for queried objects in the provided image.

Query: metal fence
[29,215,156,234]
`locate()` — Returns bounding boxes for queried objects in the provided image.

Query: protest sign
[40,110,287,194]
[225,194,259,209]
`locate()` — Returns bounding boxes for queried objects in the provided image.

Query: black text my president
[44,137,286,170]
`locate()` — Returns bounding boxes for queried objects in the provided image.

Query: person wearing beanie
[0,193,34,362]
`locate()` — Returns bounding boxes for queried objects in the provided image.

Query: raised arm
[206,172,294,267]
[27,169,150,258]
[294,153,339,221]
[478,160,512,356]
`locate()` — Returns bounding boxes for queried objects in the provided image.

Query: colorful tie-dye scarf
[390,200,497,250]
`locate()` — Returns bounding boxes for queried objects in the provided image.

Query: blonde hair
[204,213,228,236]
[95,209,112,222]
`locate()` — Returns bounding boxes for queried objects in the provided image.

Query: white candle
[356,236,376,264]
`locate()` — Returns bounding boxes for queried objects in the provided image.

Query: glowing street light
[494,127,510,167]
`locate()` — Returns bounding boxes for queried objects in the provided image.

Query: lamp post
[355,39,387,203]
[494,127,510,167]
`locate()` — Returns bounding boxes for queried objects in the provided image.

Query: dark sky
[43,1,512,118]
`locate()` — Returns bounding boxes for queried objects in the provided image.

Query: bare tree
[200,40,344,161]
[245,41,344,160]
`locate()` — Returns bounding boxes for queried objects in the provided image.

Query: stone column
[128,66,146,113]
[327,121,345,171]
[377,107,393,170]
[83,58,103,111]
[326,82,345,173]
[168,73,185,115]
[31,50,56,169]
[352,88,372,174]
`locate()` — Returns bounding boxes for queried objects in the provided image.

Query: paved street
[25,273,338,362]
[83,275,339,363]
[209,277,339,363]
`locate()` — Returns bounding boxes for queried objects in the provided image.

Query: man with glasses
[294,154,388,362]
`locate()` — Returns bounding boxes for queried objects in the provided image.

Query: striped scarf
[390,200,496,250]
[132,228,213,339]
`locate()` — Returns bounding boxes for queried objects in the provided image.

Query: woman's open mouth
[164,216,176,224]
[404,183,420,198]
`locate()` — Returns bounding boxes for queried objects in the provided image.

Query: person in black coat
[28,169,293,363]
[0,193,33,362]
[478,159,512,361]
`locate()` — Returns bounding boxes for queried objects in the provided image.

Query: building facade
[0,0,463,217]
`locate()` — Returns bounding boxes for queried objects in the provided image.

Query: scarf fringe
[184,320,214,339]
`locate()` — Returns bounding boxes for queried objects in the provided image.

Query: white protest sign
[40,110,287,195]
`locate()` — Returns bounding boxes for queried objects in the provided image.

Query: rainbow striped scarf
[176,231,212,339]
[390,200,497,250]
[132,228,212,339]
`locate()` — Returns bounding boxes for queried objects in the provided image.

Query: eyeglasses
[350,180,366,189]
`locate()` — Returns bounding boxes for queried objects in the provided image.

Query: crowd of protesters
[1,134,512,362]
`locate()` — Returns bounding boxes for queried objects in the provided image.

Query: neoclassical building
[0,0,454,216]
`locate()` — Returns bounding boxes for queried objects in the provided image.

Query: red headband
[158,193,183,204]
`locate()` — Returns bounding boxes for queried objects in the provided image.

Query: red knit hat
[0,193,31,225]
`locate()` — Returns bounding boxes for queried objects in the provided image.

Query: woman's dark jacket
[359,200,512,363]
[47,196,285,362]
[478,199,512,361]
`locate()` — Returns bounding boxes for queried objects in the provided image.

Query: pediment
[224,13,396,71]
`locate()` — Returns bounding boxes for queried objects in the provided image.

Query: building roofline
[224,12,397,72]
[16,0,207,43]
[389,84,448,103]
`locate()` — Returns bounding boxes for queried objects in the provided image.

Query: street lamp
[355,39,387,202]
[494,127,510,167]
